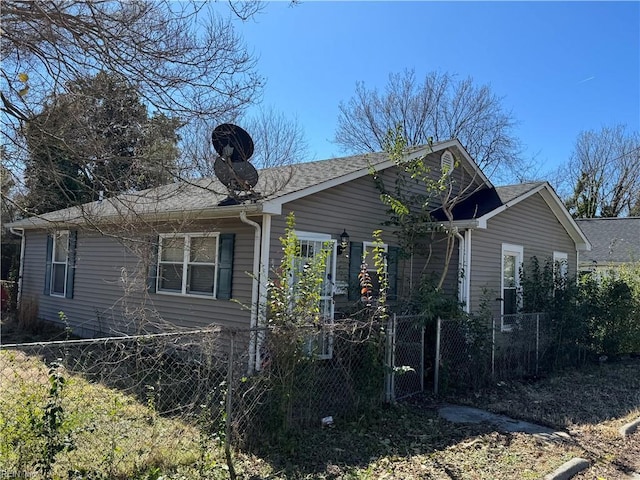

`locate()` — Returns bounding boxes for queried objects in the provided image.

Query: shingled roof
[5,139,494,230]
[431,182,545,221]
[6,150,400,229]
[575,217,640,265]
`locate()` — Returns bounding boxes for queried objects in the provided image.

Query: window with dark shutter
[216,233,235,300]
[153,232,234,299]
[348,241,400,303]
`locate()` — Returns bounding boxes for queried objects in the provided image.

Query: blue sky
[234,1,639,179]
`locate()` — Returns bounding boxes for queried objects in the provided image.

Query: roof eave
[537,186,591,251]
[6,204,264,230]
[263,141,492,213]
[433,220,480,230]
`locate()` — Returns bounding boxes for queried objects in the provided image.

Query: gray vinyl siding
[20,219,256,337]
[16,151,486,335]
[411,232,461,298]
[468,192,577,318]
[270,171,396,314]
[267,164,464,311]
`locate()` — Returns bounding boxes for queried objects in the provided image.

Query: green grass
[1,348,638,479]
[0,350,228,479]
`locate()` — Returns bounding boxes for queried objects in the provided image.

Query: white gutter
[9,227,25,307]
[254,213,272,372]
[463,230,471,312]
[7,203,264,231]
[239,211,261,375]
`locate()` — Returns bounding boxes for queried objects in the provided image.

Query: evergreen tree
[23,72,181,214]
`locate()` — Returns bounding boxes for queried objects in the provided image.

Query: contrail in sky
[578,76,595,84]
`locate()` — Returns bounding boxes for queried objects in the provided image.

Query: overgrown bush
[580,265,640,356]
[17,294,41,332]
[253,214,388,448]
[520,256,640,361]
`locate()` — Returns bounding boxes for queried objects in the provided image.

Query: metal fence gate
[385,314,425,401]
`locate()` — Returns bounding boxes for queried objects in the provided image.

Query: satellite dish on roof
[213,156,259,190]
[212,123,254,163]
[212,124,260,206]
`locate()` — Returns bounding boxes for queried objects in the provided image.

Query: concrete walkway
[438,404,570,442]
[438,405,640,479]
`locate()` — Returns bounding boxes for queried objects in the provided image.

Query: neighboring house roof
[575,217,640,266]
[8,139,487,229]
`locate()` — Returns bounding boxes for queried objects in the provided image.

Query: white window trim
[553,251,569,281]
[501,243,523,332]
[50,230,70,298]
[362,241,388,269]
[156,232,220,298]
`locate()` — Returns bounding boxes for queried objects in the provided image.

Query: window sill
[155,290,217,300]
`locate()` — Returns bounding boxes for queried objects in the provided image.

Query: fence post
[384,316,393,402]
[225,331,237,480]
[434,317,441,395]
[390,314,397,402]
[420,325,425,393]
[535,313,540,376]
[491,316,496,380]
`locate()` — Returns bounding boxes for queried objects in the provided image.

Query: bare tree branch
[560,125,640,218]
[334,69,524,182]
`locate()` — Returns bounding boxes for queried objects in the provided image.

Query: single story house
[575,217,640,274]
[7,139,589,368]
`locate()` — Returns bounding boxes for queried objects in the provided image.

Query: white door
[295,235,336,359]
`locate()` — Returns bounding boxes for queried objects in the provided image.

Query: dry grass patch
[455,360,640,428]
[0,349,266,479]
[244,405,583,480]
[453,358,640,480]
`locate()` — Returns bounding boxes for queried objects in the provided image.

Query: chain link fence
[1,317,418,476]
[434,313,556,394]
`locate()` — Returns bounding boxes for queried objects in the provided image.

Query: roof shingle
[575,217,640,264]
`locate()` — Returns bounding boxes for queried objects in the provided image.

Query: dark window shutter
[44,234,53,295]
[216,233,235,300]
[348,242,363,301]
[387,246,400,301]
[65,230,78,299]
[147,236,159,293]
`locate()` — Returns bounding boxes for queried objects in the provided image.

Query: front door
[296,234,336,358]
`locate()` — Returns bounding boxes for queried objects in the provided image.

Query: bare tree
[1,0,269,215]
[561,125,640,218]
[0,0,264,200]
[334,69,523,181]
[241,106,309,169]
[1,0,263,125]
